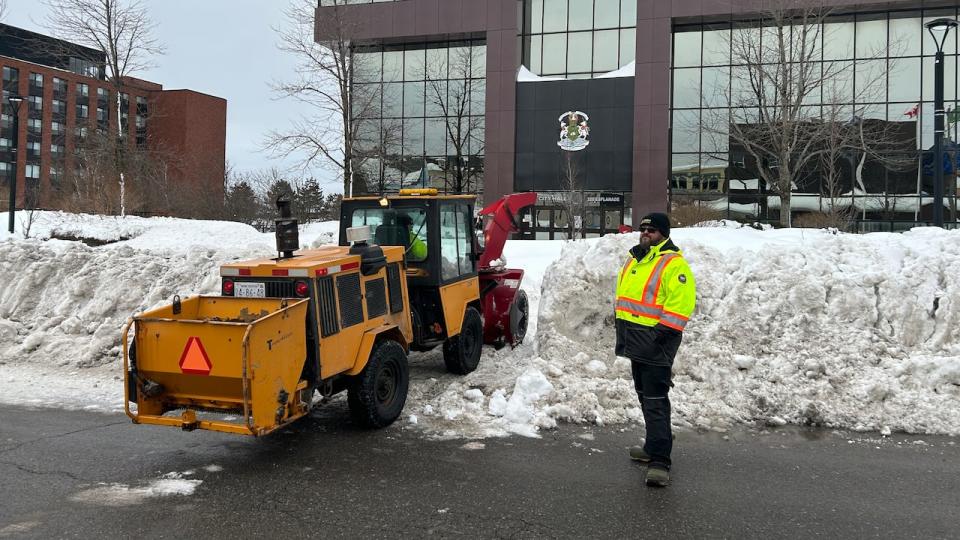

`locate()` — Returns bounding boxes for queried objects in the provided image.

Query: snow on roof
[1,211,959,438]
[517,63,635,82]
[517,65,564,82]
[594,61,635,79]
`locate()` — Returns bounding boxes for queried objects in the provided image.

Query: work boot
[645,467,670,487]
[628,446,651,462]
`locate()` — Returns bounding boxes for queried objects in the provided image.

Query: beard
[639,235,653,249]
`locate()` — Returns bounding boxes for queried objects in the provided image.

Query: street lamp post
[926,18,959,227]
[6,94,22,234]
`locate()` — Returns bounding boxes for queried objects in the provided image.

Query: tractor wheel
[510,289,529,347]
[348,340,409,428]
[443,306,483,375]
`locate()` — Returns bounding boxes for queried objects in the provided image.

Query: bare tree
[559,152,584,240]
[699,0,913,227]
[353,119,403,195]
[57,129,168,215]
[424,44,485,194]
[266,0,384,197]
[0,0,8,21]
[42,0,164,216]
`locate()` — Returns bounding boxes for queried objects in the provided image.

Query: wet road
[0,404,957,539]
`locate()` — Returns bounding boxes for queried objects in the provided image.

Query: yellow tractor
[123,190,535,436]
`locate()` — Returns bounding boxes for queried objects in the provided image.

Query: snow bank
[534,227,960,436]
[1,211,958,439]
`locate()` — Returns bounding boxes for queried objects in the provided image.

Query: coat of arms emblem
[558,110,590,152]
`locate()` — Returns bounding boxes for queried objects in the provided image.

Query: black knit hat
[639,212,671,237]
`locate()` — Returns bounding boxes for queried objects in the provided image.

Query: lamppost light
[7,95,23,112]
[925,18,959,53]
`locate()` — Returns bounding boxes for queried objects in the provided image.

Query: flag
[904,104,919,118]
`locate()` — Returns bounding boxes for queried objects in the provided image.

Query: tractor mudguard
[346,324,409,376]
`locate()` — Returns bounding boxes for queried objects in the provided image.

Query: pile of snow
[531,227,960,436]
[2,211,959,439]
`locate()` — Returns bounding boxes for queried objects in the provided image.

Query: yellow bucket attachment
[123,296,311,436]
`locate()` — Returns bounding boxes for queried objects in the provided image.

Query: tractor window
[440,203,473,281]
[351,208,428,263]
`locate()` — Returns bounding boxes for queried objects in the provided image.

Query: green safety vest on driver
[615,239,696,331]
[408,231,427,260]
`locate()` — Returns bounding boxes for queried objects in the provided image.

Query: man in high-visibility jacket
[398,214,428,261]
[615,212,696,487]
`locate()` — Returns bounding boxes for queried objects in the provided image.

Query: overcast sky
[5,0,341,190]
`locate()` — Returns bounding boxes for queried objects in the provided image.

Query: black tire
[348,340,409,428]
[299,346,318,412]
[510,289,529,346]
[443,306,483,375]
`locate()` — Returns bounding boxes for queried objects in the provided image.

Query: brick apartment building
[0,23,226,214]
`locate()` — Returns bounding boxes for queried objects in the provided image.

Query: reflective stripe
[619,258,635,285]
[615,298,663,318]
[617,253,681,326]
[660,311,688,331]
[642,254,678,304]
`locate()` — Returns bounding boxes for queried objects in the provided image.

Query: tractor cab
[339,189,484,370]
[339,189,478,287]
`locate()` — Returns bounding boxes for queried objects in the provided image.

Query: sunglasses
[639,226,658,233]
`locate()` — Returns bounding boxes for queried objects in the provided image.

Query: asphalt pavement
[0,404,957,539]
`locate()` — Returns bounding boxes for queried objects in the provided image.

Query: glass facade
[671,8,960,229]
[521,0,637,78]
[351,40,486,195]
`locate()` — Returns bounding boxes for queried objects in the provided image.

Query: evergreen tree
[296,178,325,223]
[264,179,296,227]
[224,181,261,227]
[321,193,343,221]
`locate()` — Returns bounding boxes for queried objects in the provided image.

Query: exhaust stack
[275,198,299,259]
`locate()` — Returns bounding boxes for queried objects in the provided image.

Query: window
[2,66,18,84]
[26,96,43,114]
[53,77,68,95]
[76,104,89,119]
[0,137,9,149]
[97,87,109,100]
[25,164,40,179]
[27,118,42,134]
[50,143,65,157]
[52,100,67,115]
[0,162,12,179]
[75,126,88,139]
[350,207,429,263]
[76,83,89,97]
[50,165,62,182]
[97,107,108,122]
[522,0,636,77]
[439,203,473,280]
[350,40,486,195]
[29,72,43,88]
[27,140,41,158]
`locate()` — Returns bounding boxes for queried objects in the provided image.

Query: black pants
[630,361,673,470]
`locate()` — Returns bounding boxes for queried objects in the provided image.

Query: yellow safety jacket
[615,238,696,331]
[408,231,427,261]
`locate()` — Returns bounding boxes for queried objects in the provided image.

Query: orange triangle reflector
[179,337,213,375]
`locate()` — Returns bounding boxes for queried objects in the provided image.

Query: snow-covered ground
[1,211,958,439]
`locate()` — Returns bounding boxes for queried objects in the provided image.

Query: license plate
[235,282,265,298]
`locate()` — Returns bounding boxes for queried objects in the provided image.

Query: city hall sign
[557,110,590,152]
